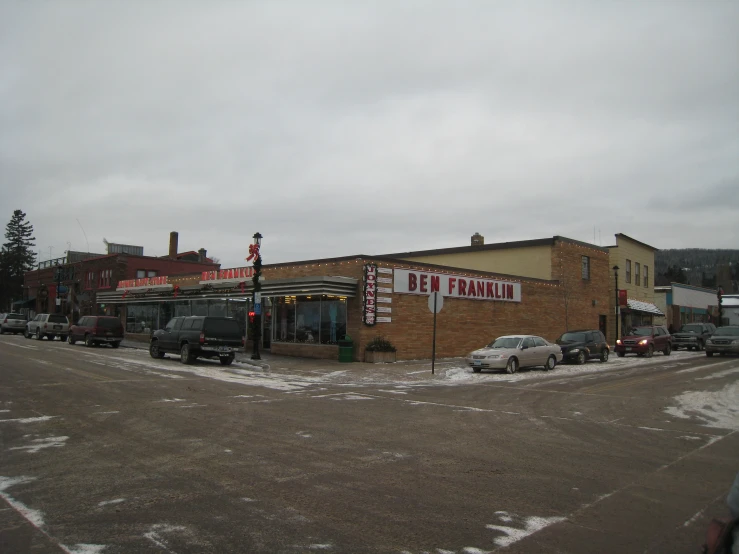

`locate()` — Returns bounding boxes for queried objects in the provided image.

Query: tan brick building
[97,235,611,361]
[607,234,662,344]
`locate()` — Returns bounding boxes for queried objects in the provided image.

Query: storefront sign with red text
[200,266,255,284]
[393,269,521,302]
[117,276,169,289]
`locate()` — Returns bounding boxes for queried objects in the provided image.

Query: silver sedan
[466,335,563,374]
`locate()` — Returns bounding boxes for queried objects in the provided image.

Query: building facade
[607,234,662,343]
[654,283,721,331]
[23,232,218,323]
[97,235,611,361]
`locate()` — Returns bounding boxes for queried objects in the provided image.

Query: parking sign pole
[431,293,437,375]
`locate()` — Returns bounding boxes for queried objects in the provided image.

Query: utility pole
[249,232,263,360]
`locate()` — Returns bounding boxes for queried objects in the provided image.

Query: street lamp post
[56,264,63,314]
[613,265,620,341]
[250,232,263,360]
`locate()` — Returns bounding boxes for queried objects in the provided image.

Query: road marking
[582,370,677,394]
[0,342,38,350]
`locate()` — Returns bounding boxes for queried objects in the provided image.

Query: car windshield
[48,314,68,324]
[679,324,702,333]
[559,332,587,342]
[629,327,653,336]
[714,327,739,337]
[488,337,522,349]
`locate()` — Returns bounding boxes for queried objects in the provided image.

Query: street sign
[428,292,444,313]
[55,298,61,306]
[57,285,68,294]
[255,292,262,303]
[254,303,262,315]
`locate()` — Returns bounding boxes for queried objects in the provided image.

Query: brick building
[23,232,218,323]
[97,234,611,361]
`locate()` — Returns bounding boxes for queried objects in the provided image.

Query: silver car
[25,313,70,341]
[466,335,563,374]
[705,326,739,357]
[1,313,28,334]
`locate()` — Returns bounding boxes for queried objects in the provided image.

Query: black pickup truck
[149,316,243,365]
[672,322,716,351]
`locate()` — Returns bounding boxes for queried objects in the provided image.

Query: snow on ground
[664,381,739,430]
[9,436,68,454]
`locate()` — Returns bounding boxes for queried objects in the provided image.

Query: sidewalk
[119,338,454,379]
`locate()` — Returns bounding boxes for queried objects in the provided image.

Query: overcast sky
[1,1,737,269]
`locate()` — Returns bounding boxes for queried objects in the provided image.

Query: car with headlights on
[466,335,562,374]
[705,326,739,357]
[556,329,610,364]
[614,325,671,357]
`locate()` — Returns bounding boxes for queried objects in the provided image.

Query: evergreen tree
[1,210,36,309]
[663,264,688,284]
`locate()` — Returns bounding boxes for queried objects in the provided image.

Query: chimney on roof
[198,248,207,262]
[471,232,484,246]
[169,232,178,258]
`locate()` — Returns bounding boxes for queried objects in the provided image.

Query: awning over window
[626,299,664,316]
[12,297,36,307]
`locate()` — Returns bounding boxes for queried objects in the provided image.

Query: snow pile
[486,511,566,547]
[9,436,68,454]
[665,382,739,430]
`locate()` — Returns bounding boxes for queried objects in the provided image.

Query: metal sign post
[428,292,444,374]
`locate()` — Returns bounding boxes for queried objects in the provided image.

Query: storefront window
[296,297,321,343]
[174,300,191,318]
[160,303,174,329]
[126,303,159,333]
[320,297,346,344]
[274,297,296,343]
[192,299,208,316]
[209,300,227,317]
[228,299,248,339]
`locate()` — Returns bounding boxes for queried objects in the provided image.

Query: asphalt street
[0,333,737,554]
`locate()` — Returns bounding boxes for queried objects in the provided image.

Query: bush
[365,336,396,352]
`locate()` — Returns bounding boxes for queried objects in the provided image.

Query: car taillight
[241,337,245,347]
[44,323,48,329]
[199,332,204,344]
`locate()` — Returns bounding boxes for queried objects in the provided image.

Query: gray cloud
[1,1,738,269]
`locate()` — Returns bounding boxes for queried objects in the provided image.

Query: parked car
[25,313,69,341]
[672,322,716,351]
[466,335,563,374]
[615,325,671,358]
[705,326,739,357]
[68,316,124,348]
[1,313,28,334]
[556,329,610,364]
[149,316,243,365]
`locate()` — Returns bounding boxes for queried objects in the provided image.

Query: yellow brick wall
[398,245,553,280]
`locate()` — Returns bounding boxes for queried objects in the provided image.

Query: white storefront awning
[627,299,664,316]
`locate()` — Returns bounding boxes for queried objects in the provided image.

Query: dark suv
[68,316,124,348]
[615,325,672,358]
[150,316,243,365]
[556,330,610,364]
[672,322,715,351]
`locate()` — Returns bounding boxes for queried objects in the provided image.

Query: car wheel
[616,351,625,357]
[576,351,586,365]
[68,334,76,345]
[472,367,481,373]
[85,334,95,347]
[149,340,165,359]
[111,341,120,349]
[706,351,713,357]
[24,329,30,339]
[60,335,67,342]
[646,345,654,358]
[34,329,41,340]
[219,355,235,366]
[544,355,557,371]
[506,357,518,374]
[697,341,704,352]
[663,343,671,356]
[180,343,194,364]
[600,349,609,362]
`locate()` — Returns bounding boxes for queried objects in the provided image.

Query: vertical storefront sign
[363,263,377,325]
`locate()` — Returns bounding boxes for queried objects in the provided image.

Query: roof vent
[471,232,484,246]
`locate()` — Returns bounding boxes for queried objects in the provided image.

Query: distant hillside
[655,249,739,289]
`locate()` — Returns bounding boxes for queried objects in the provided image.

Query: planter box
[364,351,396,363]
